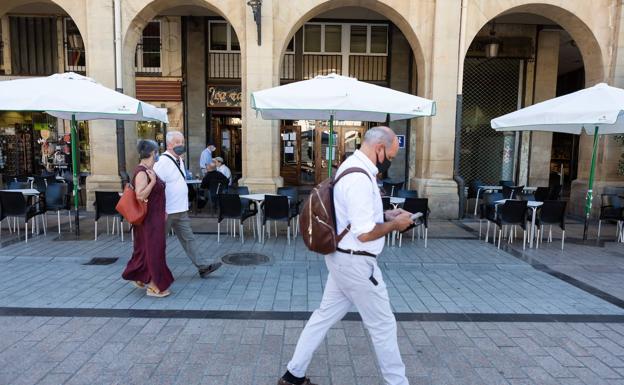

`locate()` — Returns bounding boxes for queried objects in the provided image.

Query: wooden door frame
[280,125,301,185]
[313,124,367,184]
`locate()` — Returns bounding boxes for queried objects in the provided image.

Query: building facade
[1,0,624,218]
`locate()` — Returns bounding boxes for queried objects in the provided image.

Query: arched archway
[0,0,88,177]
[463,2,604,85]
[274,0,429,97]
[121,0,245,175]
[0,0,86,37]
[458,2,607,214]
[271,0,430,187]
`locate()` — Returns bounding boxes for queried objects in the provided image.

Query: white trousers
[287,252,408,385]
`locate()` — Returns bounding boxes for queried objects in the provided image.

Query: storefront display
[0,112,91,178]
[136,121,166,153]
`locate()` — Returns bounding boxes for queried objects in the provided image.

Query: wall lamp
[247,0,262,46]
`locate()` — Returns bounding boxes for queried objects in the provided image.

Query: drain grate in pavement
[221,252,270,266]
[83,257,119,266]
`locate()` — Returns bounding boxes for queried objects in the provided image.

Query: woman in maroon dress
[122,140,173,297]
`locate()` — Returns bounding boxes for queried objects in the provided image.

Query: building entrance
[280,122,366,185]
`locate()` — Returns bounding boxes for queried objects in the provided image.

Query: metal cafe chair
[480,192,503,241]
[45,183,72,234]
[262,194,297,245]
[494,199,528,250]
[598,194,624,241]
[217,193,258,244]
[536,200,567,250]
[94,191,124,241]
[0,191,46,243]
[399,197,430,248]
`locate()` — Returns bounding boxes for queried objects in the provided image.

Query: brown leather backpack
[299,167,369,254]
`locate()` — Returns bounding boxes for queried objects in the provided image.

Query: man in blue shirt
[199,144,216,176]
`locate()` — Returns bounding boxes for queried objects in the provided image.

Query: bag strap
[332,167,372,242]
[162,153,186,180]
[333,167,370,185]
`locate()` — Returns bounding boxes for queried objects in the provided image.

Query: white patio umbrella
[0,72,168,235]
[251,73,436,176]
[491,82,624,239]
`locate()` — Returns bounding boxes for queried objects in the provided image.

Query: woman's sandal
[131,281,145,289]
[146,286,171,298]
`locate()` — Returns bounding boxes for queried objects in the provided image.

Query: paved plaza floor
[1,215,624,384]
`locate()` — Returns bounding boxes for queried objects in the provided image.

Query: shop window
[64,18,85,73]
[135,20,161,73]
[209,21,240,52]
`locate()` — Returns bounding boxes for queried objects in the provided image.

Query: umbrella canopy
[0,72,168,123]
[491,83,624,134]
[251,73,436,121]
[0,72,168,236]
[490,82,624,240]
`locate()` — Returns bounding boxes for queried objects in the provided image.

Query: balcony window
[349,25,367,54]
[209,21,239,52]
[304,24,321,53]
[135,20,161,73]
[370,25,388,54]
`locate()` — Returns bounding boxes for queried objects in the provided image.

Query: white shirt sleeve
[154,158,174,184]
[338,173,376,237]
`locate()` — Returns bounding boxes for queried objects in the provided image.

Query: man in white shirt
[199,144,216,176]
[279,126,414,385]
[154,131,222,278]
[214,156,232,185]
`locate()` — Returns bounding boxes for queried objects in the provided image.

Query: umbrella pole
[70,115,80,236]
[583,126,599,240]
[328,115,334,178]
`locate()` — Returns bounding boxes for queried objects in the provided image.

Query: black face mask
[376,147,392,174]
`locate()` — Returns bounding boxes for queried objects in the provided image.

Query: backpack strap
[333,167,373,242]
[162,153,186,180]
[333,167,370,184]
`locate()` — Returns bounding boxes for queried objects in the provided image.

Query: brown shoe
[277,378,317,385]
[198,262,222,278]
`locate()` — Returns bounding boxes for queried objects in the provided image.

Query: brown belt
[336,247,377,258]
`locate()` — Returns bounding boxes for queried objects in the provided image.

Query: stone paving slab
[0,234,621,315]
[2,316,624,385]
[461,219,624,302]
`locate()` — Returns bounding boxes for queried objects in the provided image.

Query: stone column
[84,0,121,207]
[239,0,283,192]
[185,16,206,177]
[528,31,559,187]
[1,16,11,74]
[388,25,410,183]
[410,0,460,218]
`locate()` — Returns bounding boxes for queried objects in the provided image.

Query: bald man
[279,126,414,385]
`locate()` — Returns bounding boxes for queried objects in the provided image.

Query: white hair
[363,126,394,147]
[166,130,184,145]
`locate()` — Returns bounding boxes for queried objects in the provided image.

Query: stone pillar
[239,0,283,192]
[528,31,559,187]
[388,25,410,183]
[185,16,206,177]
[84,0,121,207]
[569,4,624,217]
[1,16,11,74]
[410,0,460,218]
[501,132,515,181]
